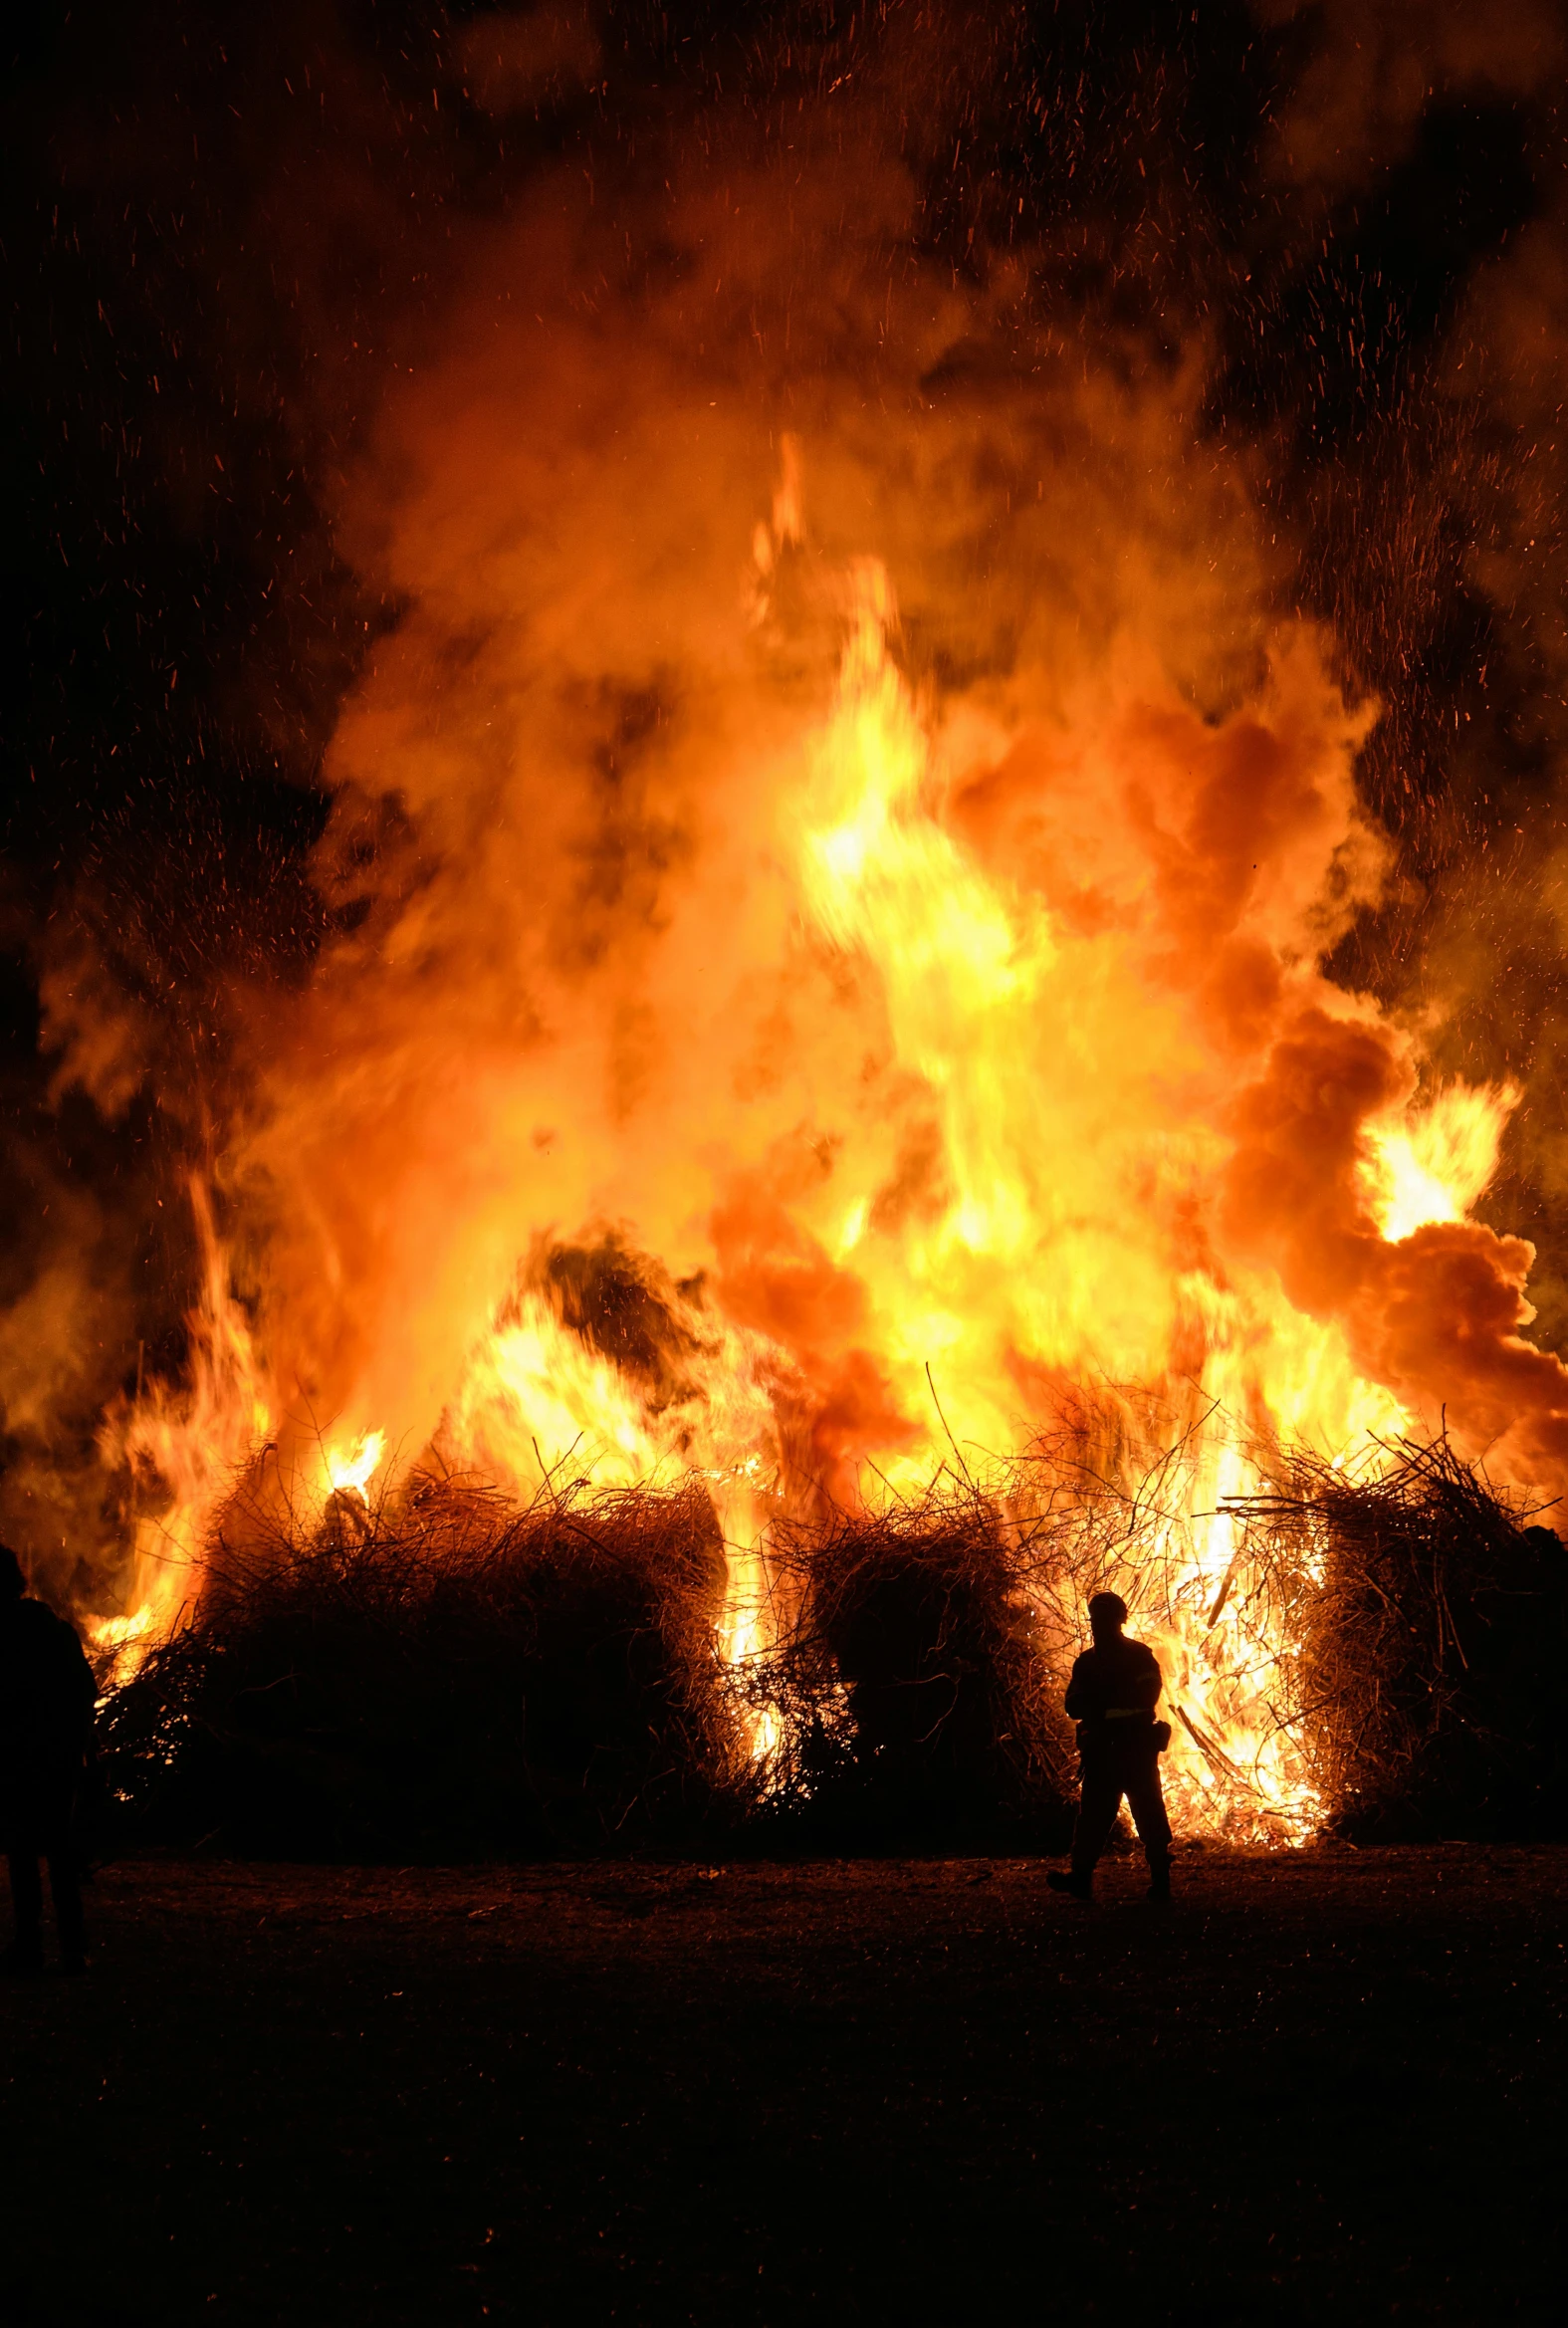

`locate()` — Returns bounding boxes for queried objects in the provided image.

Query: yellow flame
[324,1430,387,1499]
[1362,1080,1519,1241]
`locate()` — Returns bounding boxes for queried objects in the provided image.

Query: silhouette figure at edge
[1047,1591,1173,1902]
[0,1544,97,1975]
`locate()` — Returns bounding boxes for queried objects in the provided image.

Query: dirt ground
[1,1843,1564,2326]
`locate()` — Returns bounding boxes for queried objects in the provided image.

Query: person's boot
[1046,1868,1094,1901]
[1145,1855,1172,1903]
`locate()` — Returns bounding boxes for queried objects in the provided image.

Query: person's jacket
[0,1599,97,1785]
[1064,1634,1162,1742]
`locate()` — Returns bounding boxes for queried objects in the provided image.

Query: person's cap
[1088,1589,1128,1627]
[0,1544,25,1599]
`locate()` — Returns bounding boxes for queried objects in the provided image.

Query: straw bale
[753,1474,1079,1844]
[1232,1436,1568,1838]
[97,1465,750,1857]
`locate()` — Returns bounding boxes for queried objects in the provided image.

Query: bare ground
[2,1844,1565,2326]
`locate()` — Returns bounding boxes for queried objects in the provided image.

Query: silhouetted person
[1047,1591,1173,1902]
[0,1545,97,1974]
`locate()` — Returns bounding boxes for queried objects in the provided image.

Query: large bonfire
[69,121,1568,1849]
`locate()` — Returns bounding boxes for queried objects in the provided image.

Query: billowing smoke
[10,1,1568,1609]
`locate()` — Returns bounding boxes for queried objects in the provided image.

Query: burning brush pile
[92,1421,1567,1858]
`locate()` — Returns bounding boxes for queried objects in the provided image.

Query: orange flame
[91,1180,272,1678]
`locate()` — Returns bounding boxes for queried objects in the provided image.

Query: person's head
[1088,1590,1128,1643]
[0,1544,25,1603]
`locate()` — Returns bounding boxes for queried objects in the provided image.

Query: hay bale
[96,1471,749,1858]
[757,1481,1076,1845]
[1238,1438,1568,1839]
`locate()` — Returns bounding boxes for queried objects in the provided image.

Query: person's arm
[1064,1652,1096,1721]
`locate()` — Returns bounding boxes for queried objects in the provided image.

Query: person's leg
[46,1840,85,1968]
[1071,1758,1125,1880]
[1124,1749,1173,1895]
[5,1851,44,1971]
